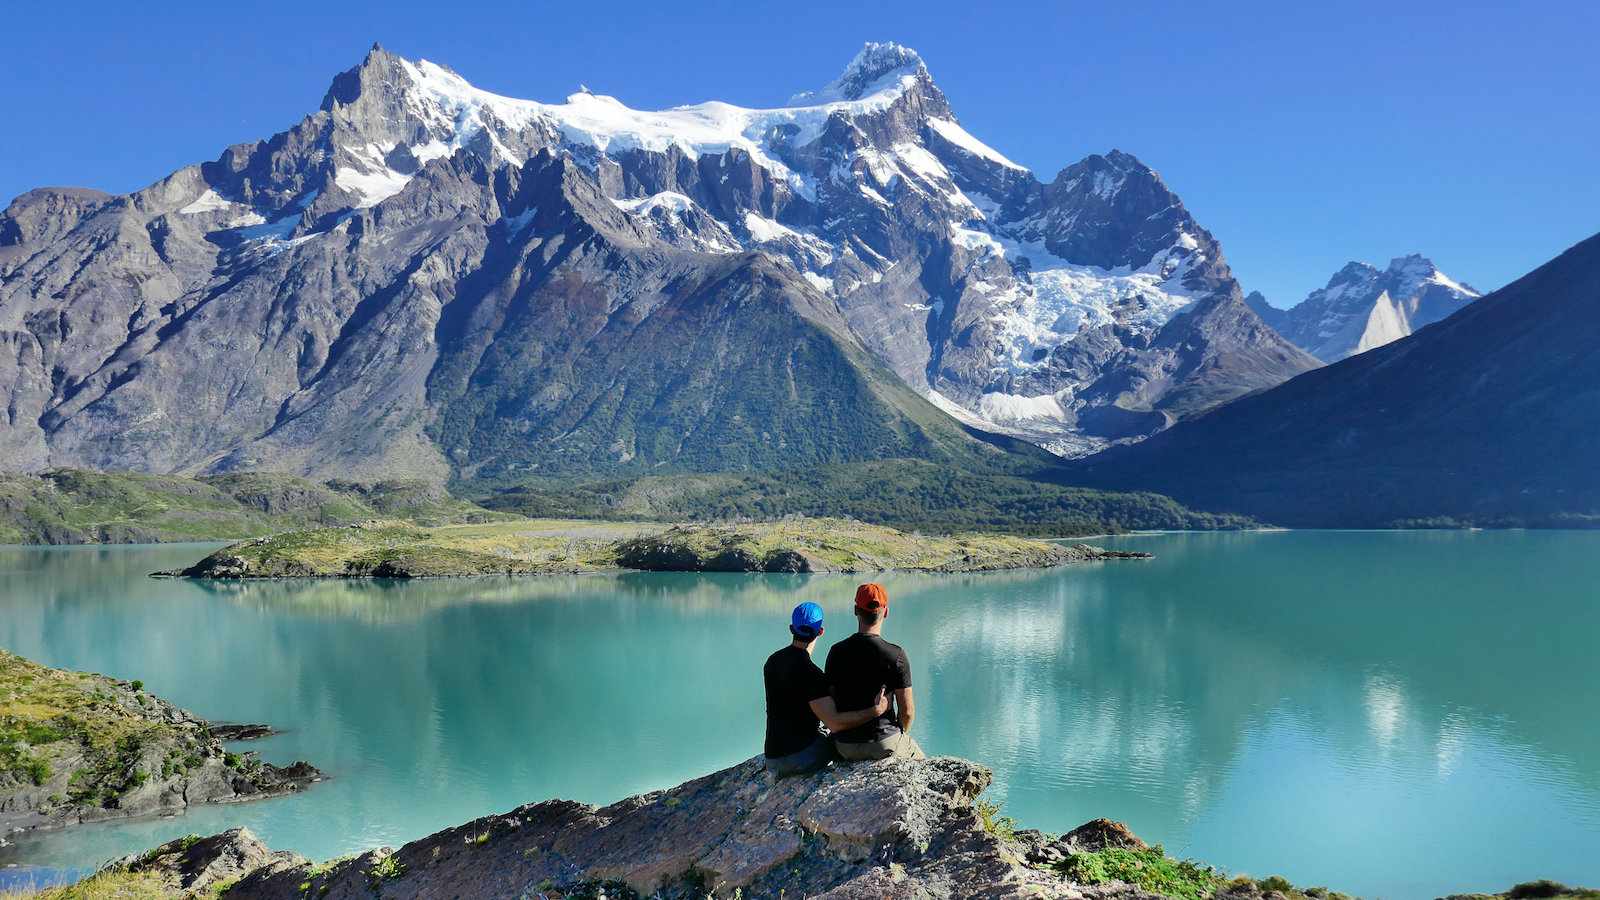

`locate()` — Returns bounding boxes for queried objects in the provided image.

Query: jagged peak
[321,43,411,110]
[1385,253,1437,275]
[1102,149,1150,171]
[1385,253,1479,298]
[1054,150,1157,182]
[791,41,930,105]
[1049,149,1170,205]
[1314,256,1478,302]
[1327,260,1381,285]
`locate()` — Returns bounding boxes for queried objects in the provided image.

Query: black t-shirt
[763,645,830,758]
[825,633,912,743]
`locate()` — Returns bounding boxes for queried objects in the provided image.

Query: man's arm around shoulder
[810,689,888,734]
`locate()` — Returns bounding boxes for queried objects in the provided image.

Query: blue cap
[790,601,824,638]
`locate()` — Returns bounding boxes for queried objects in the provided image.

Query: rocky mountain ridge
[1252,255,1479,362]
[0,42,1315,477]
[1070,232,1600,526]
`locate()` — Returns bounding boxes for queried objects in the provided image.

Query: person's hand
[872,688,890,717]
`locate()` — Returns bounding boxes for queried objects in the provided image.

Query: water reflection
[0,534,1596,896]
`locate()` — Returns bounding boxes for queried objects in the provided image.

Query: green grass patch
[0,469,509,545]
[0,869,174,899]
[367,854,405,885]
[1055,846,1223,900]
[1,651,199,805]
[975,798,1019,842]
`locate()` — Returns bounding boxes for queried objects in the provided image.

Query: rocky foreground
[172,517,1150,579]
[107,755,1317,899]
[26,754,1593,899]
[0,652,320,836]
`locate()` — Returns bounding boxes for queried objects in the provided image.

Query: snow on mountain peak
[336,47,959,208]
[791,41,929,105]
[1273,254,1481,362]
[1385,254,1479,299]
[1327,261,1380,287]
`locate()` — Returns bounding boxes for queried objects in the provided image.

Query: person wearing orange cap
[824,583,925,761]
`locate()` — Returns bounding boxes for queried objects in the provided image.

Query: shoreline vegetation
[0,652,320,839]
[7,753,1592,900]
[0,466,1257,549]
[168,517,1153,579]
[0,470,509,546]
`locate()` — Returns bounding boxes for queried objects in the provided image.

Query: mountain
[1,147,995,480]
[0,43,1315,478]
[1263,255,1479,362]
[1243,290,1286,330]
[1068,233,1600,526]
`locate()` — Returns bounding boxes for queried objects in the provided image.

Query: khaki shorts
[834,732,925,761]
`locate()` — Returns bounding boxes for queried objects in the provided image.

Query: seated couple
[762,582,925,775]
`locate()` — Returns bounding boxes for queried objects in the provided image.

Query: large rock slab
[122,755,1169,899]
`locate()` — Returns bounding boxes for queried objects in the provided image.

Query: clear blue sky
[4,0,1596,305]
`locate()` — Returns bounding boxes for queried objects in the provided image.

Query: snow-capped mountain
[1263,255,1480,362]
[0,43,1315,477]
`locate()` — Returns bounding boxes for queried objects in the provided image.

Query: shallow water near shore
[1,531,1597,897]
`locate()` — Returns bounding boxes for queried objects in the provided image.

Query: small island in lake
[0,651,320,836]
[168,516,1152,579]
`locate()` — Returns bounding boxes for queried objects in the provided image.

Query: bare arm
[895,687,915,733]
[810,690,888,734]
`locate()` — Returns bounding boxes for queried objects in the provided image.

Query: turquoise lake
[1,531,1596,897]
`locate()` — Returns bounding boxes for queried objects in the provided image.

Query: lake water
[0,532,1596,897]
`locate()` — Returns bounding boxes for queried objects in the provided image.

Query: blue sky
[3,0,1596,305]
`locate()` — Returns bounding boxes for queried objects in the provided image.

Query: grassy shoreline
[0,653,319,837]
[0,470,509,545]
[170,516,1150,579]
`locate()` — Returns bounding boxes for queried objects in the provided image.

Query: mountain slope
[1243,290,1286,330]
[0,42,1315,476]
[1267,255,1479,362]
[2,143,998,479]
[1068,233,1600,526]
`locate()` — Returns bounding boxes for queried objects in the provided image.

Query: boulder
[762,549,816,572]
[1060,817,1149,853]
[705,546,763,571]
[123,828,290,893]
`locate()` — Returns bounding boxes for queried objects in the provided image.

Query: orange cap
[854,583,888,613]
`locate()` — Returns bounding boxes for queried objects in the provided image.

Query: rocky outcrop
[62,754,1585,899]
[0,652,321,835]
[120,756,1171,899]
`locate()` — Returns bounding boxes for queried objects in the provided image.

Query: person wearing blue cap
[762,601,889,776]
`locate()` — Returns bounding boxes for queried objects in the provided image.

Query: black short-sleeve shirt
[763,645,830,758]
[825,633,912,743]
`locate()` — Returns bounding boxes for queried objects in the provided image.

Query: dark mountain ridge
[1069,232,1600,526]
